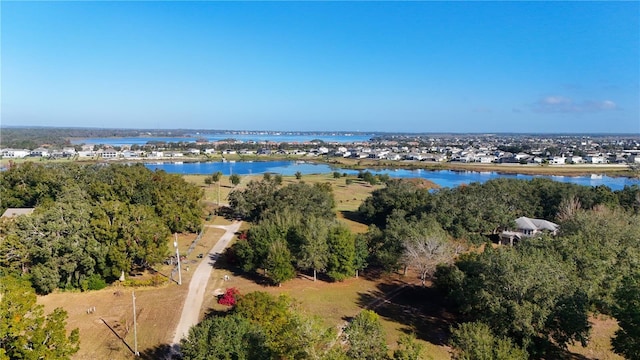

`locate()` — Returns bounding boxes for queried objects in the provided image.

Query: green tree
[234,292,335,359]
[392,333,423,360]
[180,314,270,360]
[211,171,223,205]
[435,246,590,355]
[450,322,528,360]
[265,240,296,285]
[294,217,330,282]
[230,174,241,186]
[611,272,640,359]
[295,171,302,180]
[327,225,356,281]
[274,174,283,185]
[344,310,388,360]
[0,276,80,360]
[211,171,222,183]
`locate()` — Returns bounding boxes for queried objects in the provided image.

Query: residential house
[1,208,35,219]
[30,148,50,157]
[585,155,607,164]
[62,147,77,156]
[99,149,119,159]
[499,216,560,246]
[549,156,566,165]
[1,149,30,158]
[77,151,95,158]
[569,156,584,164]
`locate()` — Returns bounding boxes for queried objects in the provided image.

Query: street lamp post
[174,233,182,285]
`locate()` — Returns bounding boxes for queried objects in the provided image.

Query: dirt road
[172,221,242,344]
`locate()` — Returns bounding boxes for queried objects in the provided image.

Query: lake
[72,134,374,146]
[144,161,640,191]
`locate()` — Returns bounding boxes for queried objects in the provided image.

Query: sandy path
[172,221,242,344]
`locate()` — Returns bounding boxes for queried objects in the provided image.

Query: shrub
[218,287,240,306]
[86,274,107,291]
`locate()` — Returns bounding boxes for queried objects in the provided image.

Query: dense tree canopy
[611,272,640,359]
[0,276,80,360]
[435,245,590,355]
[227,179,364,284]
[358,178,640,242]
[0,162,203,293]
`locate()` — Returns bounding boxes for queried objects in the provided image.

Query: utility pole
[132,291,140,356]
[174,233,182,285]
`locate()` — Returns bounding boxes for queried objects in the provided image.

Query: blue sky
[2,1,638,133]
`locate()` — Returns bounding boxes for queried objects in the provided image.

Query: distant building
[1,149,30,158]
[1,208,35,219]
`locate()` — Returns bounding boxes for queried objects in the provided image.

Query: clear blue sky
[2,1,638,133]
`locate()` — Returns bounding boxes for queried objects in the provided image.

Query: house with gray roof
[499,216,559,246]
[1,208,35,219]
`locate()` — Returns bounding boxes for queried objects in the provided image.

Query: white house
[1,149,30,158]
[569,156,584,164]
[30,148,50,157]
[499,216,560,245]
[585,155,607,164]
[477,155,496,163]
[77,151,94,158]
[62,147,77,156]
[549,156,566,165]
[99,149,119,158]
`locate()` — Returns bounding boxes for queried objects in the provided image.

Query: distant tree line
[0,162,203,294]
[0,127,183,150]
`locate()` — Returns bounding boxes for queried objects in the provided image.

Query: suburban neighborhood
[2,133,640,166]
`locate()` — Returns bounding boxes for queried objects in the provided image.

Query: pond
[145,161,640,191]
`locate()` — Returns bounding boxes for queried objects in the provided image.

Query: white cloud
[531,96,617,113]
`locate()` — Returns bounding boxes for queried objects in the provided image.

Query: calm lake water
[145,161,640,190]
[73,134,374,146]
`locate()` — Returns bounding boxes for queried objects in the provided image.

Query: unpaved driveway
[172,221,242,344]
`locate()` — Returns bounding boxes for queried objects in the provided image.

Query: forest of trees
[0,162,203,294]
[354,178,640,358]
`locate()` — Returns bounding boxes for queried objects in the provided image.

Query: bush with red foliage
[218,287,240,306]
